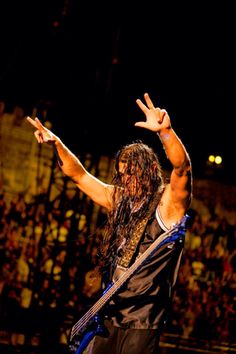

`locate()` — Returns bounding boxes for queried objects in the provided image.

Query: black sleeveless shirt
[106,208,185,330]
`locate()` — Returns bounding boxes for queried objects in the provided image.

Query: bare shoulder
[158,184,186,229]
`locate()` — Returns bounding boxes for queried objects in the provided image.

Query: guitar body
[69,314,109,354]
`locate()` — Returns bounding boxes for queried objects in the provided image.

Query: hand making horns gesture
[135,92,171,133]
[26,117,57,144]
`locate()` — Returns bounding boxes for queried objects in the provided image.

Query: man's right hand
[27,117,57,144]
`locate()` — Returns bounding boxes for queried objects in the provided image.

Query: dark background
[0,1,235,183]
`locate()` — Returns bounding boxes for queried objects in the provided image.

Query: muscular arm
[27,117,113,210]
[158,127,192,211]
[135,93,192,217]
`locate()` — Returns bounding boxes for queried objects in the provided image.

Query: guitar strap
[116,216,149,268]
[115,191,161,270]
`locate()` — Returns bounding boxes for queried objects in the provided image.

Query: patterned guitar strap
[112,192,160,281]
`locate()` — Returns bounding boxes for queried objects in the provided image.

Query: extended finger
[34,117,44,128]
[134,121,148,128]
[136,98,149,113]
[26,116,44,130]
[144,93,155,109]
[27,116,38,127]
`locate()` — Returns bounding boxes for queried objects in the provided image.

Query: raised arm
[26,117,113,210]
[135,93,192,222]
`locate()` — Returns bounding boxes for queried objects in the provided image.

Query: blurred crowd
[166,207,235,342]
[0,182,235,348]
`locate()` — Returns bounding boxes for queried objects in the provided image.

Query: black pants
[87,320,161,354]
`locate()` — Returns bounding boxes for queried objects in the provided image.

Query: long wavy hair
[98,140,165,264]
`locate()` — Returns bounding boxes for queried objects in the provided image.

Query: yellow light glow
[215,155,222,165]
[208,155,215,163]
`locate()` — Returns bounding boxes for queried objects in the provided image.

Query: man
[27,92,192,354]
